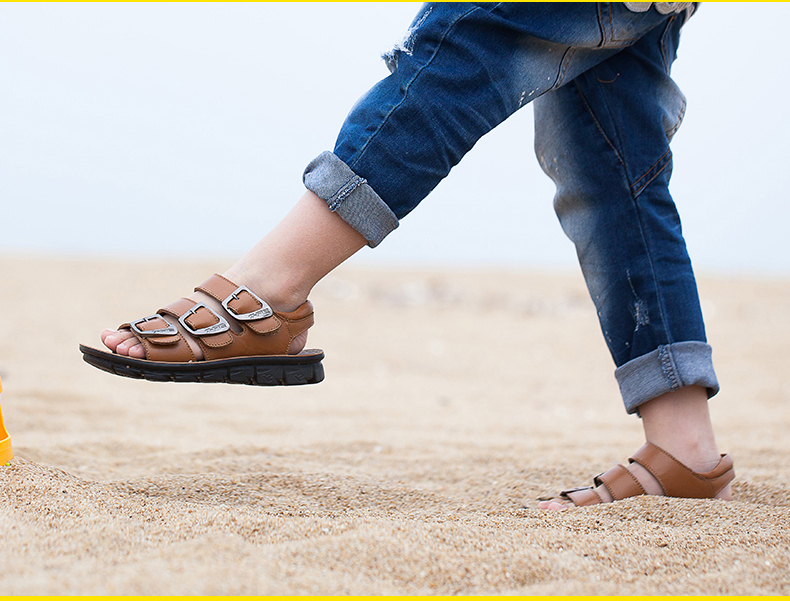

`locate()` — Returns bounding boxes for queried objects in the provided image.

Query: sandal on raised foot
[554,442,735,507]
[79,274,324,386]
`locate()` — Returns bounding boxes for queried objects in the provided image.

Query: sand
[0,254,788,595]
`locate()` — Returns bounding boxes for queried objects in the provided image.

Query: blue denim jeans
[303,2,717,414]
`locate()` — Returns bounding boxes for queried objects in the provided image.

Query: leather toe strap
[560,486,604,507]
[119,314,195,362]
[595,464,647,501]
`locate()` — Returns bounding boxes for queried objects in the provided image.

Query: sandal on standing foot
[79,274,324,386]
[552,442,735,507]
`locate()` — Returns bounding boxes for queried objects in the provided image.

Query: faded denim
[302,2,717,413]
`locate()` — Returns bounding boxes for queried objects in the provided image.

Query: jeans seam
[551,47,578,91]
[660,15,676,73]
[597,3,606,47]
[631,149,671,188]
[600,2,640,46]
[573,81,626,170]
[630,149,672,197]
[347,4,480,173]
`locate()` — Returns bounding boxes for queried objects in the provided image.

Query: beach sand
[0,254,788,595]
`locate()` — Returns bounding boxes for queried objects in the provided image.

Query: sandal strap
[595,464,647,501]
[629,442,735,499]
[559,463,647,506]
[160,299,234,349]
[118,313,196,363]
[560,486,604,507]
[195,275,282,335]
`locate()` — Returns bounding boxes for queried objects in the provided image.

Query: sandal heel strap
[282,302,315,340]
[630,442,735,499]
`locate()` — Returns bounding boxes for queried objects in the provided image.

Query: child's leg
[533,16,731,508]
[103,3,671,361]
[99,1,725,475]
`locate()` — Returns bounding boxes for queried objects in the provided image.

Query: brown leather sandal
[554,442,735,507]
[79,274,324,386]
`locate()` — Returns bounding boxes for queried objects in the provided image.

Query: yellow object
[0,375,13,464]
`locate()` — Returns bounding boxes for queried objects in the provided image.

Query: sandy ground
[0,254,788,595]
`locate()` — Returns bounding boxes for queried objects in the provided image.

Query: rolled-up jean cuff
[302,151,399,248]
[615,341,719,415]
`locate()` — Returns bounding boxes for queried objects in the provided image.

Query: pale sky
[2,3,788,274]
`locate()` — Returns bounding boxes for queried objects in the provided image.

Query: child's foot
[82,272,322,387]
[101,272,309,360]
[538,442,734,510]
[88,191,363,386]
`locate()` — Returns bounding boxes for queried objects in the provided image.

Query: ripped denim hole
[633,299,650,331]
[626,270,651,331]
[381,6,433,73]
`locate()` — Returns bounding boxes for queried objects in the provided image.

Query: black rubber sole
[79,344,324,386]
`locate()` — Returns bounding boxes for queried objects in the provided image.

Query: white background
[2,3,788,274]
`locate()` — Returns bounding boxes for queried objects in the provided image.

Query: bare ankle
[639,386,723,473]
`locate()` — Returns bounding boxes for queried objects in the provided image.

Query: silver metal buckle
[221,285,273,321]
[130,315,178,337]
[178,302,230,336]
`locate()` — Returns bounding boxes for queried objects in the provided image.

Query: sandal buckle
[178,303,231,336]
[130,315,178,337]
[221,286,273,321]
